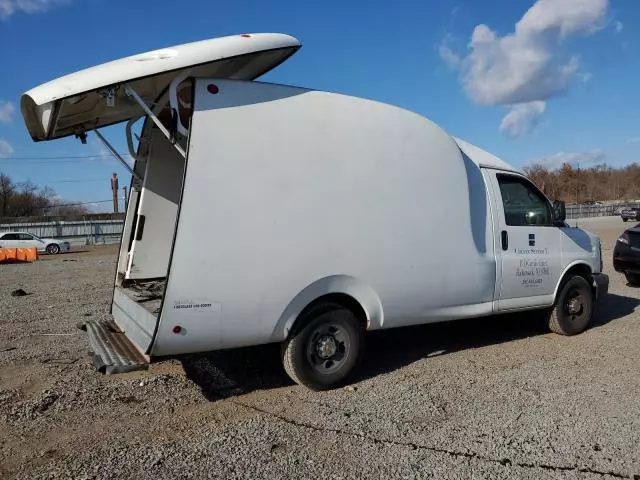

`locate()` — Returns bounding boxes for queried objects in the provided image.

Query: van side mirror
[553,200,566,223]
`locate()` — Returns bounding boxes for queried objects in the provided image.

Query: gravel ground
[1,218,639,479]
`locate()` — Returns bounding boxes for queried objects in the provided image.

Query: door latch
[501,230,508,250]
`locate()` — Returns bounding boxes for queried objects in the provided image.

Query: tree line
[523,162,640,204]
[0,173,89,219]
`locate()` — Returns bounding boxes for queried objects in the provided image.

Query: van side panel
[151,79,496,356]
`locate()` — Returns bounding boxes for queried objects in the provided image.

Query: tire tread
[548,275,593,336]
[282,302,363,390]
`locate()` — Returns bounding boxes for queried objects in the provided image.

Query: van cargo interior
[114,81,191,322]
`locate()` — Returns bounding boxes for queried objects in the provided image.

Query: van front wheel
[548,275,594,336]
[282,304,364,390]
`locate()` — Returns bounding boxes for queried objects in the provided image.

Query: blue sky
[0,0,637,211]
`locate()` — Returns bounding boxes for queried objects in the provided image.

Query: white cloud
[0,139,14,157]
[439,0,609,136]
[626,136,640,144]
[439,37,461,70]
[614,20,623,33]
[0,101,14,123]
[499,101,546,137]
[0,0,69,19]
[464,0,607,105]
[577,72,593,83]
[525,149,606,169]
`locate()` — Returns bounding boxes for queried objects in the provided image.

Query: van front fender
[271,275,384,343]
[553,261,594,300]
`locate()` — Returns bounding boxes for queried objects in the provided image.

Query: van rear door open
[19,33,303,363]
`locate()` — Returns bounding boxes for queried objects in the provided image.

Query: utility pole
[111,173,119,213]
[123,186,128,210]
[576,163,580,205]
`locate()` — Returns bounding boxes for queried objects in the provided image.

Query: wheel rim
[563,288,587,322]
[47,245,59,254]
[305,323,350,375]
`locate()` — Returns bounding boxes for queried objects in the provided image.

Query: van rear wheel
[282,303,364,390]
[548,275,593,336]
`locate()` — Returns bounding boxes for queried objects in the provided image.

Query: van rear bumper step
[78,319,149,374]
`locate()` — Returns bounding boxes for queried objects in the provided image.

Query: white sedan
[0,231,71,254]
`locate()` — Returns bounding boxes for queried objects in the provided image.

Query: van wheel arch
[554,264,594,299]
[272,275,383,343]
[288,293,369,336]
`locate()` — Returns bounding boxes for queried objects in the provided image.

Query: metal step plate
[79,319,150,374]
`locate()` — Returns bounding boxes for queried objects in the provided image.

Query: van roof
[453,137,523,175]
[20,33,301,142]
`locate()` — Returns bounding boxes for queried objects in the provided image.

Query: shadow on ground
[39,250,89,260]
[592,293,640,326]
[181,293,639,401]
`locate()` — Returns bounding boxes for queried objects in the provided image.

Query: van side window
[496,174,552,226]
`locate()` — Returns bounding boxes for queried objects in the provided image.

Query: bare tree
[524,162,640,203]
[0,173,89,219]
[0,173,14,217]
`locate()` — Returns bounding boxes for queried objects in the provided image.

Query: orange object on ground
[0,247,37,263]
[16,248,37,262]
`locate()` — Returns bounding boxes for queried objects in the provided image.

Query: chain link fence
[565,202,640,219]
[0,219,124,246]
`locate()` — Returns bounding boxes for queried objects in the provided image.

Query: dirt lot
[1,218,639,479]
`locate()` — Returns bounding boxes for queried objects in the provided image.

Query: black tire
[548,275,593,336]
[282,303,364,390]
[622,218,628,222]
[46,243,60,254]
[625,273,640,286]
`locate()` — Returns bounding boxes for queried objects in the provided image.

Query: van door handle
[135,215,146,241]
[501,230,508,250]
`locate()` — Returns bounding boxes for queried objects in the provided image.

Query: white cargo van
[20,33,608,390]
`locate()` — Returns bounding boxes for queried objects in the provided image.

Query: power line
[0,154,132,165]
[0,154,127,160]
[44,179,109,184]
[49,199,113,208]
[0,163,132,169]
[1,160,133,167]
